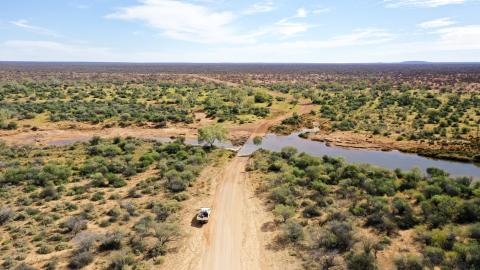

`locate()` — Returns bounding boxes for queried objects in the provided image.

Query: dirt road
[161,104,309,270]
[162,156,299,270]
[201,157,260,270]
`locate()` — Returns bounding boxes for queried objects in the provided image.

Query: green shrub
[14,264,37,270]
[281,220,304,243]
[424,246,444,266]
[172,192,189,201]
[317,221,355,252]
[147,242,166,258]
[69,251,94,269]
[391,197,418,229]
[44,258,58,270]
[303,205,321,218]
[421,195,460,228]
[280,147,297,160]
[109,250,135,270]
[469,223,480,240]
[0,206,14,225]
[90,192,104,201]
[394,254,423,270]
[99,231,123,251]
[269,186,294,205]
[273,204,295,222]
[37,244,53,254]
[452,241,480,268]
[253,136,263,145]
[346,250,377,270]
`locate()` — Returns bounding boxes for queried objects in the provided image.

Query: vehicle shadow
[191,215,204,228]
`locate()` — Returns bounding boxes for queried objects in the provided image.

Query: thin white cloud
[434,25,480,50]
[9,19,60,37]
[218,29,395,56]
[130,28,397,62]
[419,17,456,28]
[313,8,331,14]
[270,7,311,37]
[76,4,90,9]
[243,1,275,15]
[106,0,247,44]
[1,40,114,61]
[274,21,309,37]
[106,1,316,43]
[295,8,308,18]
[4,25,480,62]
[384,0,466,8]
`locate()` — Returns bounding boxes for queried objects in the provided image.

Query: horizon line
[2,60,480,65]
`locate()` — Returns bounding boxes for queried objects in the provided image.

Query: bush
[0,206,14,225]
[68,251,94,269]
[90,192,104,201]
[44,258,58,270]
[303,205,321,218]
[273,204,295,222]
[14,264,37,270]
[172,192,189,201]
[424,246,444,266]
[147,242,167,258]
[394,254,423,270]
[421,195,460,227]
[109,250,135,270]
[391,197,418,229]
[6,121,18,130]
[254,91,271,103]
[457,200,480,223]
[99,231,123,251]
[317,221,355,252]
[281,220,304,243]
[346,250,376,270]
[280,147,297,160]
[427,167,449,178]
[452,241,480,268]
[469,223,480,240]
[166,177,188,192]
[37,244,53,254]
[40,184,60,200]
[153,222,181,246]
[61,216,87,233]
[269,186,294,205]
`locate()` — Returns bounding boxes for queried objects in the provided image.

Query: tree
[198,124,228,147]
[0,109,11,128]
[253,136,263,145]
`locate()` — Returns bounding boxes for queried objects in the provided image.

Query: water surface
[238,132,480,178]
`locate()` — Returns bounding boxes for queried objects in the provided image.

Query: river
[48,132,480,178]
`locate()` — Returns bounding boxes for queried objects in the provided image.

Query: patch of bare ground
[376,229,421,270]
[309,130,427,151]
[0,126,197,146]
[309,129,480,159]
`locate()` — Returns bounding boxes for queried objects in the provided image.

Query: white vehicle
[196,208,211,224]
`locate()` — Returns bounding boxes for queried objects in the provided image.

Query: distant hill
[400,61,430,64]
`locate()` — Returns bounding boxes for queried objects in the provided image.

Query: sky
[1,0,480,63]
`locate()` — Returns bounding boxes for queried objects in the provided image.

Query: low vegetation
[0,137,230,269]
[248,147,480,269]
[0,75,273,129]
